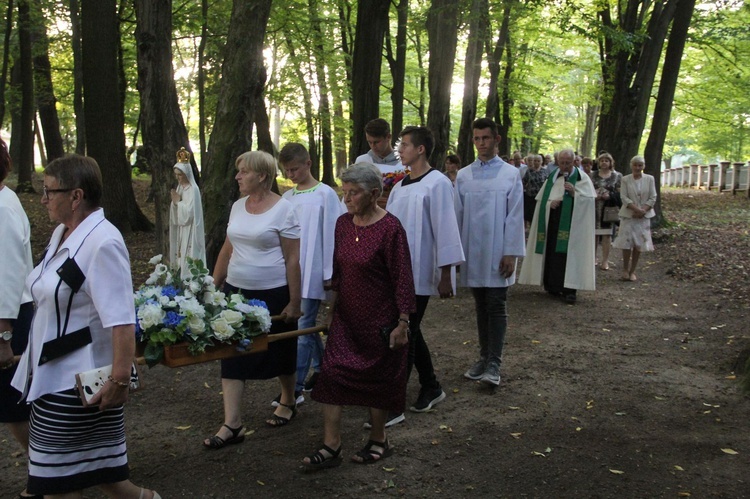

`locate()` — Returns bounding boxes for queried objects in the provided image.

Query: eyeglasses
[43,185,73,200]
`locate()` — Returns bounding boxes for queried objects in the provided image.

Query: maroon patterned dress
[311,212,416,413]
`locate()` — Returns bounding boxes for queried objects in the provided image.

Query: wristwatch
[0,331,12,342]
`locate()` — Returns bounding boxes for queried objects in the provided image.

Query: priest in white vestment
[519,148,596,303]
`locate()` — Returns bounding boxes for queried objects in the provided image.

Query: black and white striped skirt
[27,389,129,495]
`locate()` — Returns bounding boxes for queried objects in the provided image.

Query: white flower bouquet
[134,255,271,366]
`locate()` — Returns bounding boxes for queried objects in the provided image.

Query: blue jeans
[470,287,508,365]
[295,298,324,392]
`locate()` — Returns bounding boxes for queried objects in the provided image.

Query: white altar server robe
[387,170,465,296]
[454,157,526,288]
[282,183,344,300]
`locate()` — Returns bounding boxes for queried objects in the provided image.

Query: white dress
[169,162,206,278]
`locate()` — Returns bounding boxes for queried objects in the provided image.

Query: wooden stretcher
[10,315,327,369]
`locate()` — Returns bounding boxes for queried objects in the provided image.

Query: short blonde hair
[235,150,277,191]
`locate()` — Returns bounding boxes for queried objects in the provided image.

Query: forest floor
[1,176,749,498]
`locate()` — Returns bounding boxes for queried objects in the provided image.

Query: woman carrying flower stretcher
[203,150,302,449]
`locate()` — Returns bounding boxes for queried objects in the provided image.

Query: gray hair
[557,148,575,160]
[341,163,383,197]
[630,155,645,165]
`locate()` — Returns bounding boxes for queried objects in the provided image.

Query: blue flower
[163,311,185,328]
[161,285,179,298]
[246,299,268,309]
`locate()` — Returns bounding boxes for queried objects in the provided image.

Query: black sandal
[266,402,297,427]
[302,444,342,472]
[203,424,245,449]
[352,439,393,464]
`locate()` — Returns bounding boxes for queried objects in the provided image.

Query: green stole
[534,168,579,254]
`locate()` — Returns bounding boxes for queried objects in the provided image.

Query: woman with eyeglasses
[12,154,160,499]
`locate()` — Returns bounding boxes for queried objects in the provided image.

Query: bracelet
[398,318,409,325]
[107,375,129,388]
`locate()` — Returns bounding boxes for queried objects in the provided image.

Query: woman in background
[613,155,657,281]
[591,152,622,270]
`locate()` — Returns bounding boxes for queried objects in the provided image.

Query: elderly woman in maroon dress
[302,163,415,471]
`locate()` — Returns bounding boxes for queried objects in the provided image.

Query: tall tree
[308,0,335,185]
[485,1,512,125]
[30,1,64,162]
[644,0,696,224]
[14,0,35,193]
[385,0,408,142]
[0,0,14,129]
[135,0,193,257]
[202,0,272,268]
[457,0,489,166]
[69,0,86,155]
[349,0,391,162]
[595,0,680,173]
[81,0,152,232]
[426,0,459,168]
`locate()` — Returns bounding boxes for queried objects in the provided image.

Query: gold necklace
[353,211,376,242]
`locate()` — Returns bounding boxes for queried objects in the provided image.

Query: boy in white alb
[354,118,402,174]
[280,143,344,402]
[387,126,465,419]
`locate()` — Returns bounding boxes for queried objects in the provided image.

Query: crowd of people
[0,117,659,493]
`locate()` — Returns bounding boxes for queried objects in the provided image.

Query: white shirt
[354,151,403,174]
[454,156,526,288]
[226,197,300,290]
[387,169,465,296]
[282,183,344,300]
[12,209,135,402]
[0,186,33,317]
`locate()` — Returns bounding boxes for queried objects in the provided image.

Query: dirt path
[1,188,748,498]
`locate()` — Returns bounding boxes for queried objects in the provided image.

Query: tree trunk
[81,0,152,233]
[197,0,208,173]
[426,0,459,169]
[497,37,514,157]
[309,0,335,184]
[202,0,272,269]
[349,0,391,163]
[69,0,85,155]
[579,102,599,158]
[485,2,511,124]
[385,0,408,142]
[595,0,679,174]
[254,92,277,158]
[30,2,64,162]
[135,0,193,256]
[644,0,695,226]
[284,35,318,176]
[15,0,35,193]
[457,0,489,167]
[0,0,14,129]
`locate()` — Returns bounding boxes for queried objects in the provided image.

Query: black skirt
[0,301,33,423]
[220,284,297,380]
